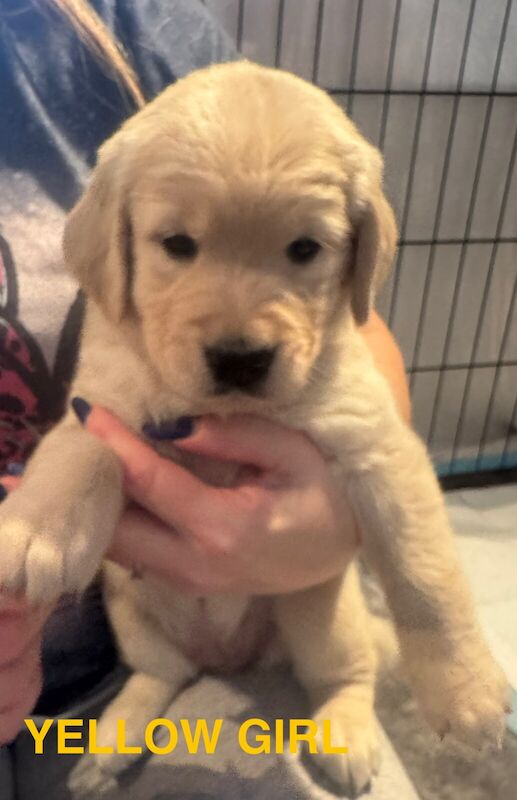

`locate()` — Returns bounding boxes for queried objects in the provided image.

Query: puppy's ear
[347,150,398,325]
[63,141,132,322]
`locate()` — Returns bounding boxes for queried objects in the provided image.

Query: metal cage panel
[204,0,517,477]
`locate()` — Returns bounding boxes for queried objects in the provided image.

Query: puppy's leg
[69,671,192,798]
[0,415,123,604]
[69,583,198,795]
[275,565,379,796]
[345,425,509,749]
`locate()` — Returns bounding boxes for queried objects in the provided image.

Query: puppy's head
[64,62,397,412]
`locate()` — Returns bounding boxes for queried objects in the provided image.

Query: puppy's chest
[140,581,274,672]
[163,595,273,672]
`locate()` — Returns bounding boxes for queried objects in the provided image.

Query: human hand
[0,598,49,745]
[78,407,358,595]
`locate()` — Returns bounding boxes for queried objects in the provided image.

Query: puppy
[0,62,508,795]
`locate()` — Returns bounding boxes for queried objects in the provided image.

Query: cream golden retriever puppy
[0,62,508,795]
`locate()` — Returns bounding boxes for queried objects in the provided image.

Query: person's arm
[360,311,411,424]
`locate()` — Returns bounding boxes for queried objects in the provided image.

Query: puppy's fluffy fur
[0,62,508,794]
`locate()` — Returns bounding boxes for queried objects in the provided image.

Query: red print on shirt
[0,234,82,471]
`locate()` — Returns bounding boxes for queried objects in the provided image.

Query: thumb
[164,414,315,473]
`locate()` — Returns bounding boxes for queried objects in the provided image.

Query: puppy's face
[64,62,397,413]
[130,160,348,410]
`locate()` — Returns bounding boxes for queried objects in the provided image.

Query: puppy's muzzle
[204,339,277,395]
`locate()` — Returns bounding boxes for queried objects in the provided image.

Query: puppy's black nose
[204,339,276,394]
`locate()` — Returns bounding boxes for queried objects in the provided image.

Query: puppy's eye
[162,234,198,260]
[286,238,321,264]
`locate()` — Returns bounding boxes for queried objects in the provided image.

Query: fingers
[166,414,315,475]
[0,599,49,745]
[82,405,221,530]
[0,647,42,744]
[108,507,221,594]
[83,404,175,482]
[0,475,22,494]
[0,642,41,707]
[0,600,50,662]
[0,472,23,506]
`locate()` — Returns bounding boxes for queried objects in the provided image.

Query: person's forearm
[360,311,411,424]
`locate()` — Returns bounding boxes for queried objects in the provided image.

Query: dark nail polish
[142,416,194,441]
[71,396,92,425]
[0,484,7,502]
[6,462,25,476]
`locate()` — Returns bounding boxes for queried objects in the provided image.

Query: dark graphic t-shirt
[0,0,235,710]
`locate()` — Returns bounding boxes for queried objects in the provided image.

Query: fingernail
[6,462,25,476]
[0,484,7,502]
[142,416,194,441]
[71,396,92,425]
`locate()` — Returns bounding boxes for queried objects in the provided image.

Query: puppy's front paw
[68,696,154,796]
[0,495,114,603]
[407,642,510,750]
[308,704,380,797]
[67,755,119,799]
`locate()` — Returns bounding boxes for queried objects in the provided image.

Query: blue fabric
[1,0,235,206]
